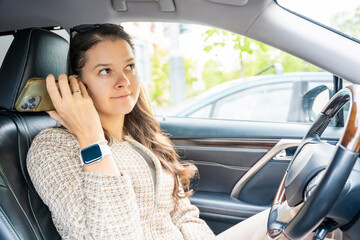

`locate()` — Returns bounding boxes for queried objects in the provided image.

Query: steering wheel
[267,85,360,239]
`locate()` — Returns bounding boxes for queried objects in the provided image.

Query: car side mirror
[302,85,332,122]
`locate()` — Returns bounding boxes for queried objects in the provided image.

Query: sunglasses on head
[70,23,124,39]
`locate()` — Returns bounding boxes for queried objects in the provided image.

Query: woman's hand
[46,74,105,148]
[47,74,120,176]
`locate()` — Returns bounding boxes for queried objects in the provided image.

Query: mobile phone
[15,77,57,112]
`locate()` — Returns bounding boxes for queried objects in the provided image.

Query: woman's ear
[75,76,88,89]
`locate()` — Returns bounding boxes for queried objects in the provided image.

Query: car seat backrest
[0,28,69,240]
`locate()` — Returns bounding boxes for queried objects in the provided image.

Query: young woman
[26,23,275,240]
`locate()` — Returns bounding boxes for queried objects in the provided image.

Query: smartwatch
[79,143,112,165]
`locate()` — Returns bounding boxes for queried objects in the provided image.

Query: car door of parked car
[158,116,342,234]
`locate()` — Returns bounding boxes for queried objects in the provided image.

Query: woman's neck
[100,114,125,141]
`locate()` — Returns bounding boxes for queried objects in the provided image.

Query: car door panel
[175,142,271,194]
[236,159,289,205]
[158,117,341,234]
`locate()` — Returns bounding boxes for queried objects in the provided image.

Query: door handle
[273,150,293,161]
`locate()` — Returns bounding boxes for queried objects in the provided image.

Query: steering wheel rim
[267,85,360,239]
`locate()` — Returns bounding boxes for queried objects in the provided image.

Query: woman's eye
[125,64,135,70]
[99,68,111,75]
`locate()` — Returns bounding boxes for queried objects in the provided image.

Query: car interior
[1,0,360,239]
[0,28,67,239]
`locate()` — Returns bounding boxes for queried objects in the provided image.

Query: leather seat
[0,28,68,239]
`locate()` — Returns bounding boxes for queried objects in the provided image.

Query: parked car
[174,72,341,124]
[1,0,360,239]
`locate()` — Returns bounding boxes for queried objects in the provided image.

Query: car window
[211,82,293,122]
[277,0,360,42]
[188,104,213,118]
[122,22,339,124]
[0,34,14,66]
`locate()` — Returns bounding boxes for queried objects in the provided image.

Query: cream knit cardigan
[27,128,215,240]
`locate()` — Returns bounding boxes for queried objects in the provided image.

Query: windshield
[277,0,360,42]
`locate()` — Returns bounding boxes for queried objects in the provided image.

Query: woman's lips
[112,93,130,99]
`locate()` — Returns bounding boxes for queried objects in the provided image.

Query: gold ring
[72,89,81,94]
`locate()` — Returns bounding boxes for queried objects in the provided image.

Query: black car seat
[0,28,68,239]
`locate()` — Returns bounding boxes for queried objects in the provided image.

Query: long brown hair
[69,23,197,199]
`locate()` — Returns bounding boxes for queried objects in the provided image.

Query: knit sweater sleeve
[26,128,144,240]
[170,190,215,240]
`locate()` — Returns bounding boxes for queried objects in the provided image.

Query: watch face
[81,144,102,165]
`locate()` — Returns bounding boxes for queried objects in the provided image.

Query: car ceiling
[0,0,271,32]
[1,0,360,84]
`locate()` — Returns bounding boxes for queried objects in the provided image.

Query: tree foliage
[203,28,255,78]
[332,6,360,39]
[149,46,170,107]
[203,28,320,82]
[149,46,202,105]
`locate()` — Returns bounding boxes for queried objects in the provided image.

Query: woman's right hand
[47,74,120,176]
[46,74,105,148]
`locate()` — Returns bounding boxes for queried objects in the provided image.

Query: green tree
[332,6,360,38]
[203,28,320,80]
[149,46,170,106]
[184,57,199,98]
[203,29,255,78]
[202,59,227,90]
[149,48,201,104]
[243,43,276,76]
[279,53,320,73]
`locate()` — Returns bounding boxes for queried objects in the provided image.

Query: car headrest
[0,28,69,111]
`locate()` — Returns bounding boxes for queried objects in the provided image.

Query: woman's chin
[111,106,135,116]
[96,102,136,118]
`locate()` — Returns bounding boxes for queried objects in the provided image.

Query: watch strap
[99,144,112,157]
[79,143,112,166]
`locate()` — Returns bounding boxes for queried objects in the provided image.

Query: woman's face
[80,39,140,119]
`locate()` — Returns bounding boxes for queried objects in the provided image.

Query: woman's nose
[115,71,130,88]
